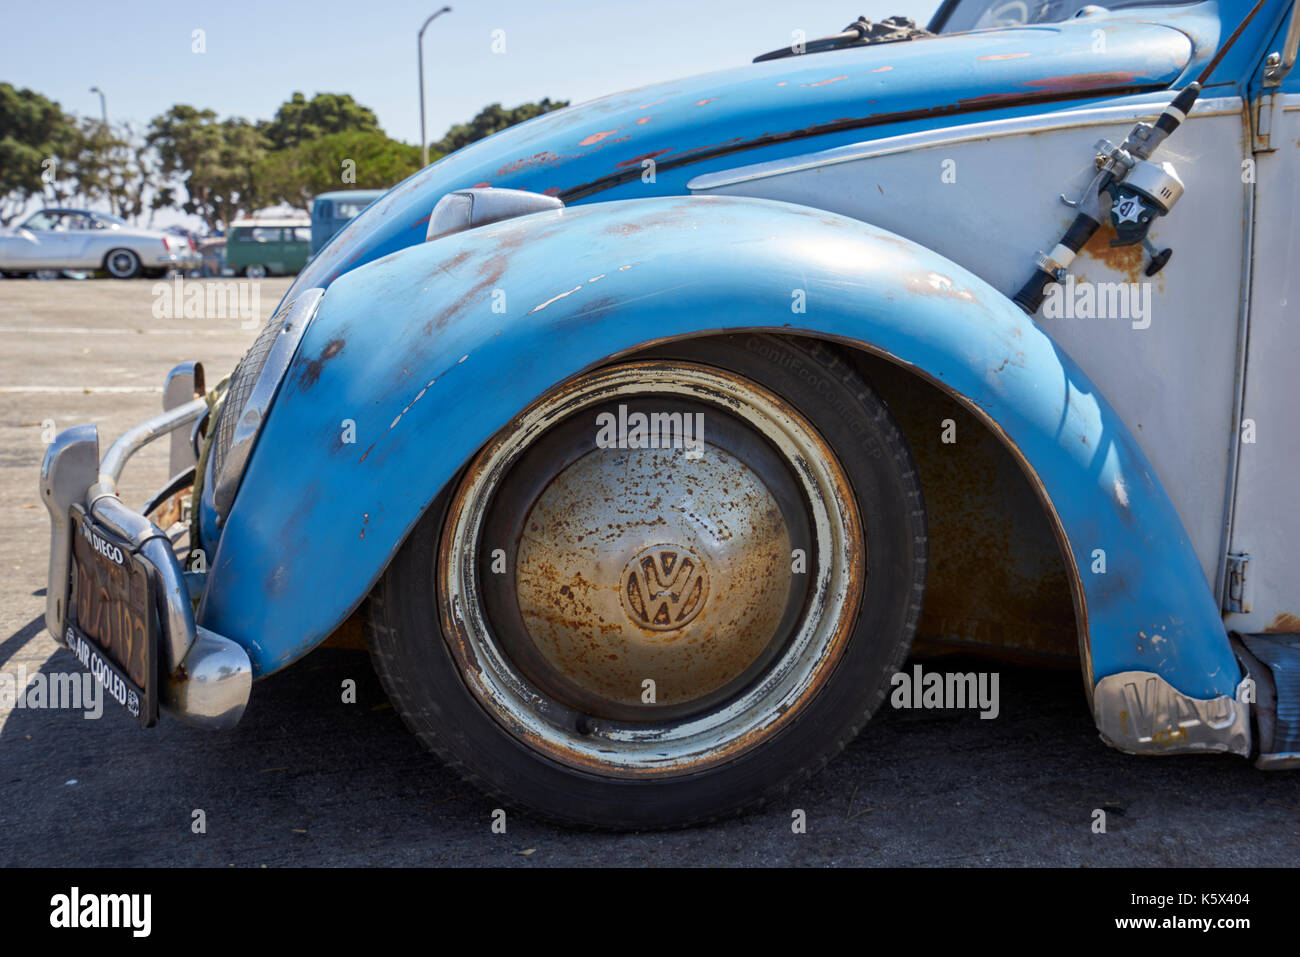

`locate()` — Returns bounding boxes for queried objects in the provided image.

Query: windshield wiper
[753,15,932,63]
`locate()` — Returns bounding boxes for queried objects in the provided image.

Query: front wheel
[366,335,927,828]
[242,264,267,279]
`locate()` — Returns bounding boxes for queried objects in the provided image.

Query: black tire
[365,334,927,829]
[103,248,141,279]
[243,264,268,279]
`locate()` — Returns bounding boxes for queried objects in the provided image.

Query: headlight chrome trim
[213,287,325,521]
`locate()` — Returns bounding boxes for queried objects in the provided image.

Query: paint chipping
[579,129,620,146]
[1113,475,1130,508]
[528,285,583,314]
[802,76,848,87]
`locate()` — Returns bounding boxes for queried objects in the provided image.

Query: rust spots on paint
[497,152,560,176]
[1022,71,1138,93]
[1079,225,1145,283]
[695,97,718,106]
[978,52,1031,61]
[1264,612,1300,633]
[802,75,849,87]
[299,338,345,389]
[615,148,673,168]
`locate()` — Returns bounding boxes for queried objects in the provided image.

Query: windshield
[932,0,1192,33]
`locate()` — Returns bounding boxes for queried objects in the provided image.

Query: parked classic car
[225,216,311,278]
[0,208,199,278]
[310,190,385,255]
[41,0,1300,828]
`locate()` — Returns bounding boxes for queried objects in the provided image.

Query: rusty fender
[197,194,1243,750]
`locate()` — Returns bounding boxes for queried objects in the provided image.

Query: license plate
[66,505,159,726]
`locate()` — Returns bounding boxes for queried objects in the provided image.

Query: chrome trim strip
[1216,107,1255,609]
[686,97,1243,191]
[1093,670,1252,758]
[213,287,325,519]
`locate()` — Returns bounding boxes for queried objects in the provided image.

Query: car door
[58,212,101,267]
[9,211,62,267]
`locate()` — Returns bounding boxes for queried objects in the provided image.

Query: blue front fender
[199,194,1238,702]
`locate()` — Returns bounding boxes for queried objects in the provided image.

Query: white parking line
[0,386,164,394]
[0,326,249,336]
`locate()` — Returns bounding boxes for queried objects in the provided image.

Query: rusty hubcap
[439,361,863,777]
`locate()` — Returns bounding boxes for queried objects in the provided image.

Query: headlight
[427,187,563,242]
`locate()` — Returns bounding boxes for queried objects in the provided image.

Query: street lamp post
[418,7,452,168]
[89,86,107,127]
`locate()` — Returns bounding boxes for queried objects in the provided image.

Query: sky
[2,0,940,148]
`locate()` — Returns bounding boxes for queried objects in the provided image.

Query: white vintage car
[0,208,199,279]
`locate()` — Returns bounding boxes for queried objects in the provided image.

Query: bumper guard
[40,364,252,729]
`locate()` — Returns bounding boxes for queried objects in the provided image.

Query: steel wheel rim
[438,360,864,777]
[107,251,135,277]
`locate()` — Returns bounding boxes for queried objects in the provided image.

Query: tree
[148,106,267,233]
[262,92,381,151]
[254,129,422,209]
[0,83,76,224]
[433,98,569,155]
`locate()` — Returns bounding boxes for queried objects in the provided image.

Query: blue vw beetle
[42,0,1300,827]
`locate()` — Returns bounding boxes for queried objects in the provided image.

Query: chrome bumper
[39,363,252,730]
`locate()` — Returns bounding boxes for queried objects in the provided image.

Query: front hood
[290,14,1192,294]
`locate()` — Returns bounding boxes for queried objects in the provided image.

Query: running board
[1235,632,1300,769]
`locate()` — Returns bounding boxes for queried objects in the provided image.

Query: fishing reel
[1086,139,1184,275]
[1012,83,1200,316]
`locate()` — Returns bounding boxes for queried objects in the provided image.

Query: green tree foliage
[262,92,381,151]
[254,129,422,209]
[3,85,570,233]
[0,83,76,224]
[433,98,569,155]
[148,106,267,233]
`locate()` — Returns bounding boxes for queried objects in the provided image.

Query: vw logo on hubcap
[620,545,709,631]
